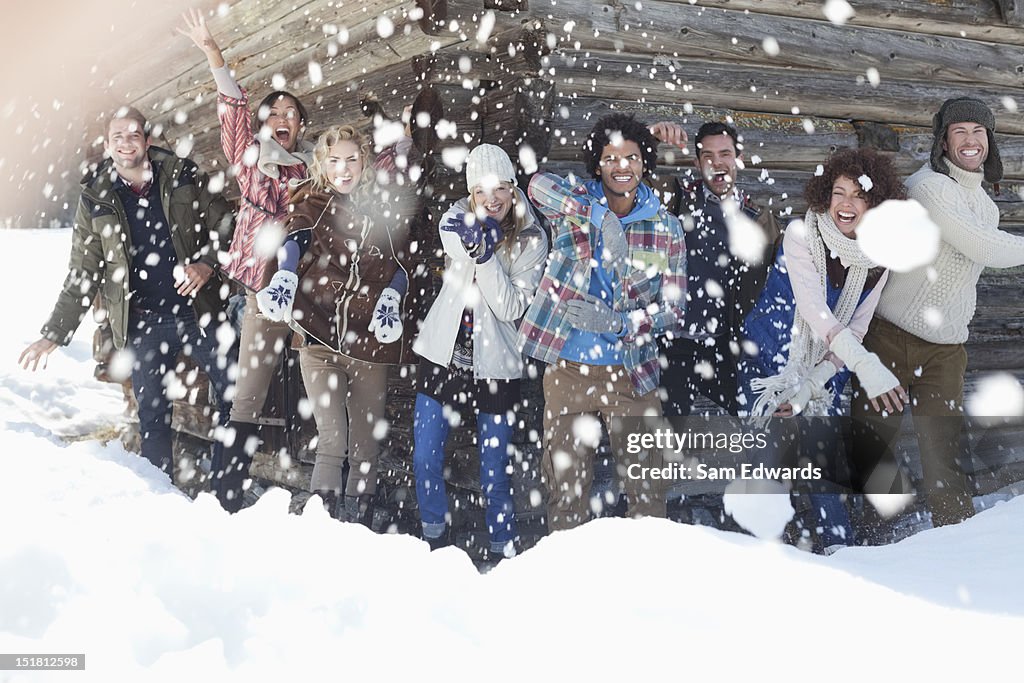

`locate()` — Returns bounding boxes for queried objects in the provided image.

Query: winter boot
[343,494,375,529]
[214,420,260,513]
[422,526,451,551]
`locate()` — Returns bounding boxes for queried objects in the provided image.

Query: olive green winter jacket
[40,146,235,349]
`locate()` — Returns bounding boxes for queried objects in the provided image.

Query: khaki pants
[299,344,388,497]
[850,317,974,526]
[229,292,293,424]
[542,361,666,532]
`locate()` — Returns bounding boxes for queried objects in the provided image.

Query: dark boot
[422,526,451,551]
[343,494,375,528]
[214,420,260,513]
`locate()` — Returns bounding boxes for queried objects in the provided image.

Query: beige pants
[229,292,293,424]
[542,360,666,532]
[298,344,389,497]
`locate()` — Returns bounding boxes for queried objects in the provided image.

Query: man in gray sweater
[851,97,1023,528]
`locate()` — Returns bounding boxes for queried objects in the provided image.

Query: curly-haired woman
[737,147,910,553]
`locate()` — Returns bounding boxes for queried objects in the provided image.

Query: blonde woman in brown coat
[256,124,416,524]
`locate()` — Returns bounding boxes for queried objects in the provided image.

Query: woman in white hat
[411,144,549,559]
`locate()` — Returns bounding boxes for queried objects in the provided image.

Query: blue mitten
[475,216,504,264]
[440,212,481,251]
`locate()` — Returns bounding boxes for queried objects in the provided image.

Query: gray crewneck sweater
[875,159,1024,344]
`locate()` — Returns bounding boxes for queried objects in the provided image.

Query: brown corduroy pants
[850,317,975,526]
[542,361,667,532]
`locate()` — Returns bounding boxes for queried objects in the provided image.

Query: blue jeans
[413,393,517,552]
[761,417,855,549]
[128,309,234,474]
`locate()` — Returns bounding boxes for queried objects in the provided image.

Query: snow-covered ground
[2,228,1022,682]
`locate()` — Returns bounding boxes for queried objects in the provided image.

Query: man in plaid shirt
[519,113,687,531]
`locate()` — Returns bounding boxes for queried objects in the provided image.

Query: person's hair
[694,121,741,155]
[306,124,374,197]
[467,183,530,254]
[257,91,309,126]
[805,147,907,212]
[108,106,149,138]
[582,113,659,178]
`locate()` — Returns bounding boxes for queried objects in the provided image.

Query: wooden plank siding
[86,0,1023,530]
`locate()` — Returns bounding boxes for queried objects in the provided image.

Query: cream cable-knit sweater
[875,159,1024,344]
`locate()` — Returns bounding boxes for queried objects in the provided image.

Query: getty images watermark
[622,421,825,484]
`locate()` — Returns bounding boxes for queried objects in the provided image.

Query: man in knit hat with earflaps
[850,97,1024,530]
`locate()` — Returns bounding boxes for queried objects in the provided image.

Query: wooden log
[542,0,1024,91]
[679,0,1024,46]
[995,0,1024,26]
[543,50,1024,134]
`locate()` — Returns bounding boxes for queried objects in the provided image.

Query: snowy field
[2,228,1022,682]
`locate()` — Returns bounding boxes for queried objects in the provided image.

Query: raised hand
[475,216,504,264]
[176,8,225,69]
[649,121,689,153]
[440,213,482,250]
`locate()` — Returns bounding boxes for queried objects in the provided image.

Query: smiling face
[260,94,303,152]
[696,132,740,197]
[829,175,870,237]
[472,181,514,223]
[106,117,149,172]
[597,138,644,199]
[943,122,988,173]
[324,139,364,194]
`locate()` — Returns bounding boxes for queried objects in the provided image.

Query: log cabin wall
[106,0,1023,521]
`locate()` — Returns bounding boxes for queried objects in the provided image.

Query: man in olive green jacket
[20,106,236,475]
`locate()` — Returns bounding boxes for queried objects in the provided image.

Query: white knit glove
[789,360,837,415]
[829,328,899,399]
[367,287,403,343]
[256,270,298,322]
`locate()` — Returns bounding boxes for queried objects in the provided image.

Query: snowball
[441,146,468,170]
[174,137,194,159]
[814,164,824,177]
[858,174,873,192]
[723,201,767,265]
[253,221,287,260]
[823,0,854,25]
[519,143,538,174]
[865,493,913,519]
[308,61,323,86]
[762,37,780,56]
[723,479,794,539]
[967,373,1024,418]
[376,16,394,38]
[476,11,495,43]
[373,119,406,150]
[866,68,880,87]
[107,349,135,383]
[572,414,602,449]
[271,73,287,90]
[207,172,225,195]
[1002,96,1018,113]
[855,199,940,272]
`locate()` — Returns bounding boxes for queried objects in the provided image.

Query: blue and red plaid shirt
[518,173,687,396]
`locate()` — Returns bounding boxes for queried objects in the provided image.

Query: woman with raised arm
[411,144,547,559]
[255,125,416,525]
[180,9,312,511]
[737,147,910,553]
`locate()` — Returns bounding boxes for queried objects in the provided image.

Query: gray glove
[599,210,628,275]
[565,294,624,334]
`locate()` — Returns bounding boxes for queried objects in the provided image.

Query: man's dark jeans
[128,308,234,475]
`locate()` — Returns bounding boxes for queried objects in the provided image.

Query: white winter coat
[413,189,549,380]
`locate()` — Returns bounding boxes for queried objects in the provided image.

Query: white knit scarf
[749,211,876,418]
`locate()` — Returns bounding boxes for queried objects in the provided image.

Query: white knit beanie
[465,144,517,191]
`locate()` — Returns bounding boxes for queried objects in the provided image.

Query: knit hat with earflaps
[930,97,1003,184]
[465,144,517,191]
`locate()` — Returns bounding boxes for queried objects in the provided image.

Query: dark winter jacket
[285,186,415,365]
[41,146,235,349]
[655,178,780,350]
